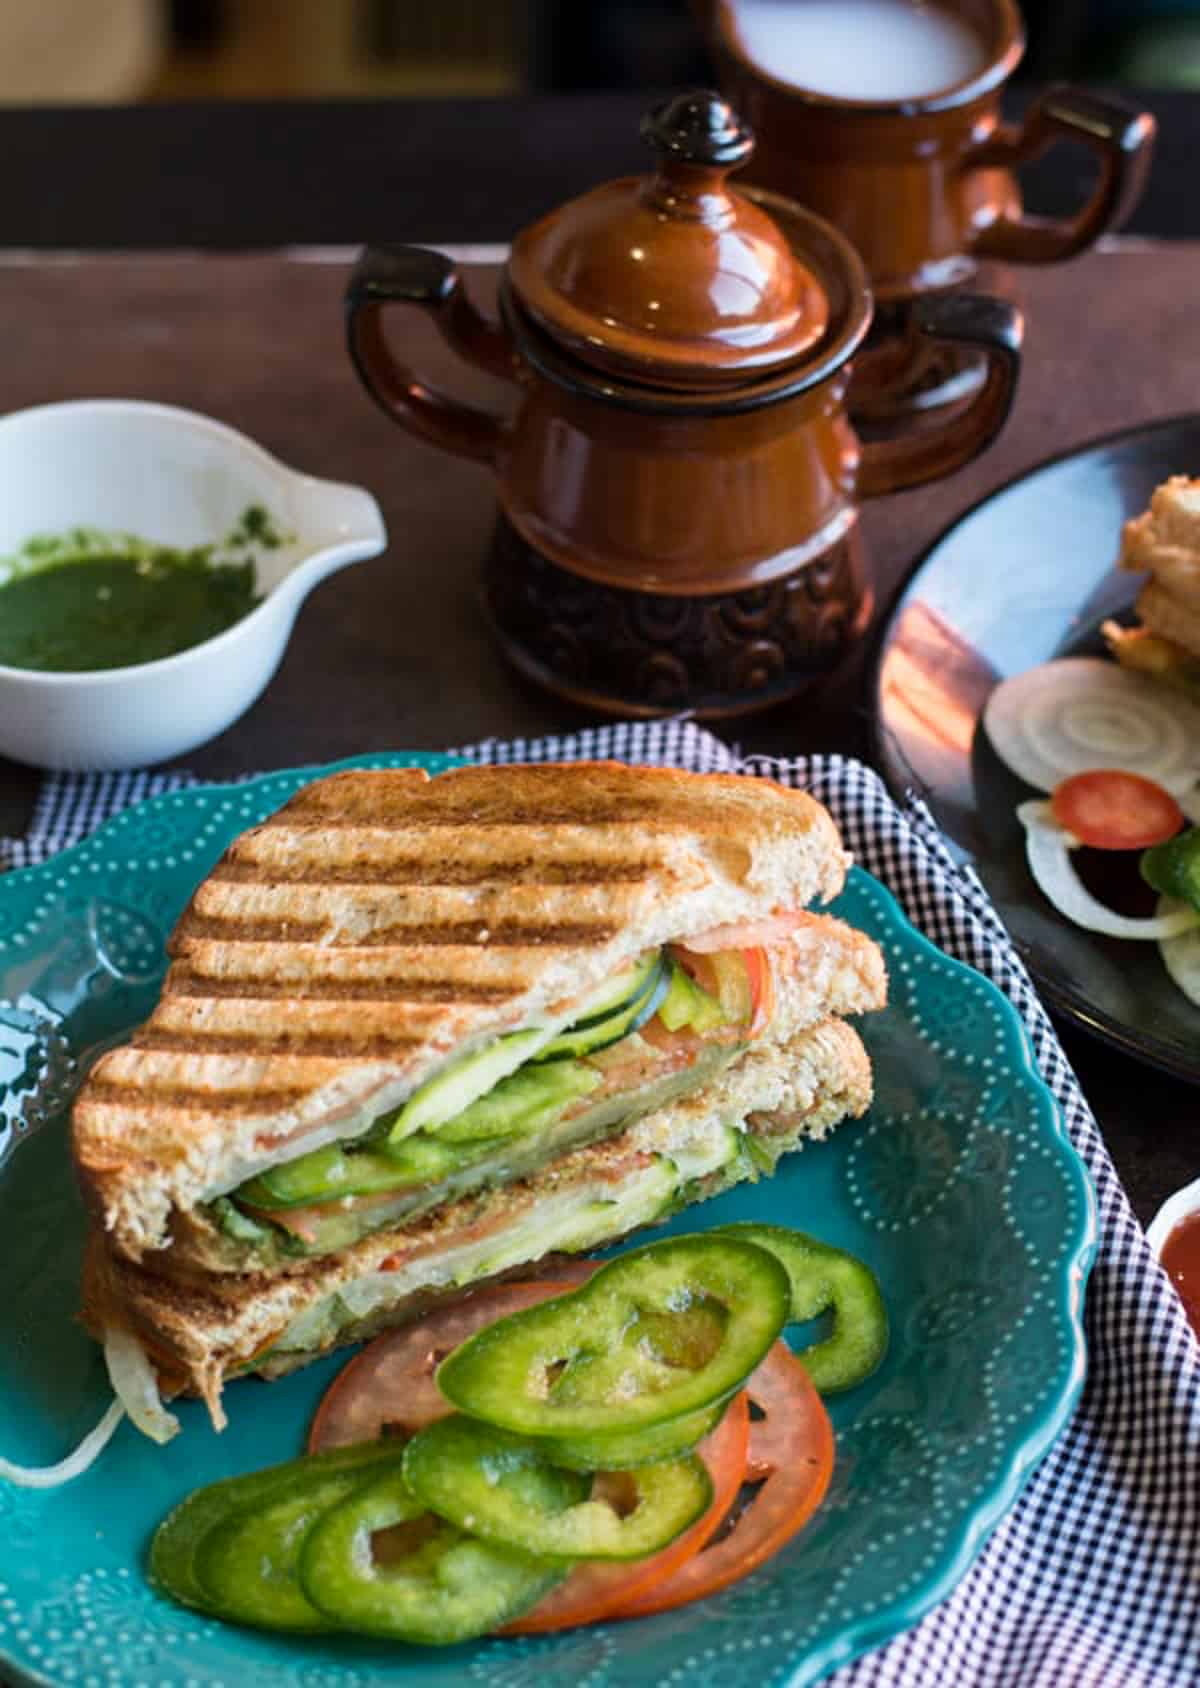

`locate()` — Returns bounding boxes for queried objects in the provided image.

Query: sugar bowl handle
[963,86,1156,264]
[346,245,516,465]
[855,294,1023,498]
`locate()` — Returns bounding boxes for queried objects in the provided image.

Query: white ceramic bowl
[1146,1174,1200,1259]
[0,399,387,771]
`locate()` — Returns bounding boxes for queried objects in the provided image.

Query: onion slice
[984,658,1200,795]
[1158,897,1200,1005]
[1179,787,1200,827]
[104,1325,181,1445]
[1018,802,1200,940]
[0,1397,125,1489]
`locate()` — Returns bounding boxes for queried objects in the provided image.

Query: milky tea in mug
[704,0,1152,310]
[728,0,989,102]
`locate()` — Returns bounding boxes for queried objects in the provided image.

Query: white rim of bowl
[1145,1174,1200,1258]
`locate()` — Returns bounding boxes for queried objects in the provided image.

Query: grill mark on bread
[274,796,677,828]
[82,1080,313,1111]
[207,858,656,888]
[165,968,516,1004]
[182,915,619,947]
[134,1027,428,1060]
[360,920,620,947]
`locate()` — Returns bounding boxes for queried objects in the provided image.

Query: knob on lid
[508,91,832,389]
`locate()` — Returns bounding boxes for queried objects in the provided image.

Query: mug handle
[345,245,516,465]
[962,85,1156,264]
[855,293,1023,499]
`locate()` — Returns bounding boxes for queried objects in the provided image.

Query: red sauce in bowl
[1160,1212,1200,1340]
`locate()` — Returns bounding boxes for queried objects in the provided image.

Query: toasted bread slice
[83,1017,873,1428]
[1121,475,1200,566]
[1133,579,1200,665]
[72,762,853,1261]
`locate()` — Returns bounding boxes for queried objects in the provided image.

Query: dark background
[526,0,1200,88]
[159,1,1200,91]
[2,0,1198,250]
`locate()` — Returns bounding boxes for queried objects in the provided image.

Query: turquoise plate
[0,753,1096,1687]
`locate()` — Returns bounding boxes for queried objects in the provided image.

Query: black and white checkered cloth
[2,720,1197,1685]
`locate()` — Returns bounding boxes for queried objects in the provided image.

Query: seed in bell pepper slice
[403,1414,713,1559]
[435,1233,791,1437]
[715,1221,888,1393]
[298,1463,565,1644]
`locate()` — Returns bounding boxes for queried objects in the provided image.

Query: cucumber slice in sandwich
[385,953,665,1140]
[532,954,669,1062]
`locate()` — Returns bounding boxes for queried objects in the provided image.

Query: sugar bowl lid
[508,91,833,390]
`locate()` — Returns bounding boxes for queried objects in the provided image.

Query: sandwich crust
[1135,579,1200,665]
[72,762,853,1261]
[1121,475,1200,567]
[1120,477,1200,661]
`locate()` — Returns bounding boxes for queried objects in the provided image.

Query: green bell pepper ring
[436,1233,790,1436]
[298,1463,565,1644]
[1142,826,1200,912]
[541,1399,724,1472]
[148,1441,398,1615]
[193,1449,408,1632]
[715,1221,888,1393]
[403,1414,712,1559]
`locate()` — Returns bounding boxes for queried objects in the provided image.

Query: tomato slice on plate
[1050,769,1185,852]
[501,1391,750,1635]
[606,1342,834,1620]
[307,1269,594,1451]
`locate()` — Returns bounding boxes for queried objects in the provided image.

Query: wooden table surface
[0,239,1195,1223]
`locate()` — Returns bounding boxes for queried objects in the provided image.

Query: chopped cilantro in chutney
[0,507,280,672]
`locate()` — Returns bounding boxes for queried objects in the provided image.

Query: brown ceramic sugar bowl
[696,0,1154,423]
[346,92,1021,718]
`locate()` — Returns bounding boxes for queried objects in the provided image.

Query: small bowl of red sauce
[1147,1176,1200,1340]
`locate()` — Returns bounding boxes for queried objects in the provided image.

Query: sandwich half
[1106,474,1200,701]
[71,761,886,1435]
[85,1018,874,1430]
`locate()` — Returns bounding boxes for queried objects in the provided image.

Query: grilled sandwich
[1106,475,1200,700]
[71,761,886,1436]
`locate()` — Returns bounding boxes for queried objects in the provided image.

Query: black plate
[872,413,1200,1085]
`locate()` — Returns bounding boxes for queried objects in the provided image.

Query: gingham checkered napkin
[2,719,1197,1686]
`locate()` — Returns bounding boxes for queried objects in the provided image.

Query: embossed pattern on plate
[0,753,1095,1688]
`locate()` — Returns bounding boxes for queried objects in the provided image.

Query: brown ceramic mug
[697,0,1155,298]
[696,0,1154,417]
[346,93,1022,717]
